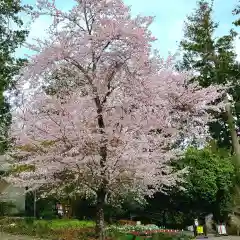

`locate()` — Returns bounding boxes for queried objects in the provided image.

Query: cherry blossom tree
[5,0,224,239]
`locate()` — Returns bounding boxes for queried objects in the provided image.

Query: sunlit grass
[34,219,95,229]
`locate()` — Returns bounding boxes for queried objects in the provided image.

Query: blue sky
[18,0,240,59]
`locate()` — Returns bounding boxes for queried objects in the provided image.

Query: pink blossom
[6,0,223,206]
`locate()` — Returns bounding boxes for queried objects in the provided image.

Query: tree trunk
[95,190,106,240]
[93,90,108,239]
[225,97,240,164]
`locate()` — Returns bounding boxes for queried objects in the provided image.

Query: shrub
[52,227,95,240]
[106,231,194,240]
[152,233,173,240]
[152,233,195,240]
[0,218,97,239]
[227,214,240,235]
[34,219,96,229]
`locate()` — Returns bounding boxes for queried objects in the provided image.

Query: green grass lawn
[34,219,95,229]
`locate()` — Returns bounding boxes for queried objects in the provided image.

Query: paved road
[208,237,239,240]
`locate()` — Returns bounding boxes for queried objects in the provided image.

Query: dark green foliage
[25,189,57,219]
[178,0,239,148]
[147,145,235,225]
[178,145,234,222]
[152,233,194,240]
[106,231,194,240]
[0,0,28,153]
[179,0,237,86]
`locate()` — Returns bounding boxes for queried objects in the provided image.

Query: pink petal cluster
[6,0,223,199]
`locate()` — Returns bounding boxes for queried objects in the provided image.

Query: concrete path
[0,231,239,240]
[184,231,239,240]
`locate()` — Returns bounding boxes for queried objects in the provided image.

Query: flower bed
[107,224,180,234]
[130,229,180,236]
[106,224,188,240]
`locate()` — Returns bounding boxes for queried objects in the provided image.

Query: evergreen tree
[179,0,240,148]
[233,0,240,26]
[0,0,28,154]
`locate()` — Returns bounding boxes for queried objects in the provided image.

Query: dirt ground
[0,232,41,240]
